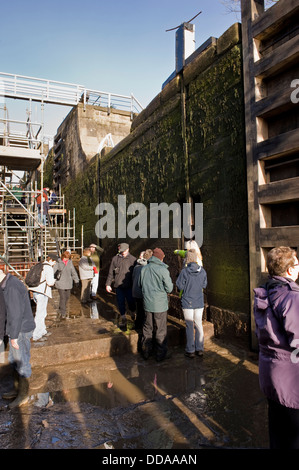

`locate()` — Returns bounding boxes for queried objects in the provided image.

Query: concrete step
[29,317,213,368]
[1,289,215,370]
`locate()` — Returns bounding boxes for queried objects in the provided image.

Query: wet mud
[0,290,269,450]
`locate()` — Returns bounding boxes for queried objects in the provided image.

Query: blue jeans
[8,331,33,378]
[182,308,204,353]
[91,273,99,296]
[38,212,47,226]
[116,287,135,317]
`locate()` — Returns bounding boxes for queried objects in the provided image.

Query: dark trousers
[58,289,71,317]
[142,311,168,360]
[135,298,145,331]
[81,279,92,303]
[116,287,136,317]
[268,398,299,449]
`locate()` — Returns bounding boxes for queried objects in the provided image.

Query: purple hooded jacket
[253,276,299,409]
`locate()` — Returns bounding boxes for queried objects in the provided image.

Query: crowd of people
[105,241,207,363]
[1,241,299,449]
[0,240,207,408]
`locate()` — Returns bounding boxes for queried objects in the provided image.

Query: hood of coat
[136,258,147,266]
[254,275,299,314]
[185,262,202,275]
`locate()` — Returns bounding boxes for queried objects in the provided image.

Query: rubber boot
[128,310,136,322]
[2,370,19,400]
[8,376,30,409]
[119,315,127,330]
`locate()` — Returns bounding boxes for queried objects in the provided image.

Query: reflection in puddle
[32,365,207,411]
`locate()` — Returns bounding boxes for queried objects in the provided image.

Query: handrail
[0,254,24,279]
[0,182,43,228]
[0,108,44,150]
[0,72,143,113]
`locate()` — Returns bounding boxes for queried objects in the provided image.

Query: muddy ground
[0,337,269,450]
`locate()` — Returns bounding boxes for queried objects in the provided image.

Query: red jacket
[36,190,48,205]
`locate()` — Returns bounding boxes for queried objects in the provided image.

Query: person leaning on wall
[254,246,299,449]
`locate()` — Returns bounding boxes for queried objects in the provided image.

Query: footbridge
[0,72,143,113]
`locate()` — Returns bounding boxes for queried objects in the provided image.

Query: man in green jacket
[139,248,173,361]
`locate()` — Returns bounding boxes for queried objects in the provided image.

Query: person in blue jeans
[0,269,35,408]
[106,243,136,328]
[176,249,207,358]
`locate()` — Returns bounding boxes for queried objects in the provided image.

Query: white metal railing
[0,72,144,114]
[0,105,43,150]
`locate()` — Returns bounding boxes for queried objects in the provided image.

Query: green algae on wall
[63,157,99,247]
[63,23,250,342]
[186,43,248,313]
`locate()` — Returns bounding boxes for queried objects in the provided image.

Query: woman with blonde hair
[185,240,203,266]
[176,249,207,358]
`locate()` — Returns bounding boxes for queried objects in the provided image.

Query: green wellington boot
[8,376,30,409]
[2,370,19,400]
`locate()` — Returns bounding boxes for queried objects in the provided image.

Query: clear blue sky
[1,0,240,137]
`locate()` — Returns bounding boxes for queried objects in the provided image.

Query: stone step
[0,288,215,370]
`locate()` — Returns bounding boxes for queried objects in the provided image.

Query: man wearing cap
[29,253,57,342]
[106,243,136,327]
[139,248,173,361]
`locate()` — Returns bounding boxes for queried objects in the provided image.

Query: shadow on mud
[0,298,269,449]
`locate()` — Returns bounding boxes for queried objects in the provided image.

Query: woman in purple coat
[254,246,299,449]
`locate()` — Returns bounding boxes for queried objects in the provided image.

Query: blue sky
[1,0,240,137]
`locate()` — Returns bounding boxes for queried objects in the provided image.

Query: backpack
[25,262,45,287]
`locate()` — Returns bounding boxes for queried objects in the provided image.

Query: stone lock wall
[62,23,250,346]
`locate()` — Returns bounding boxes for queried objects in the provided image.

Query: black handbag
[54,269,62,280]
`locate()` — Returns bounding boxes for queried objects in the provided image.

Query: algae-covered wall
[96,23,250,342]
[63,154,99,247]
[186,38,248,314]
[62,23,250,343]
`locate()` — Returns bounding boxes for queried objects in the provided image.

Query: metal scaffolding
[0,105,83,278]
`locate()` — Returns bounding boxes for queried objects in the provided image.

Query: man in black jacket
[0,270,35,408]
[105,243,136,327]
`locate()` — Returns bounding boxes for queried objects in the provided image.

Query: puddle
[31,360,208,411]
